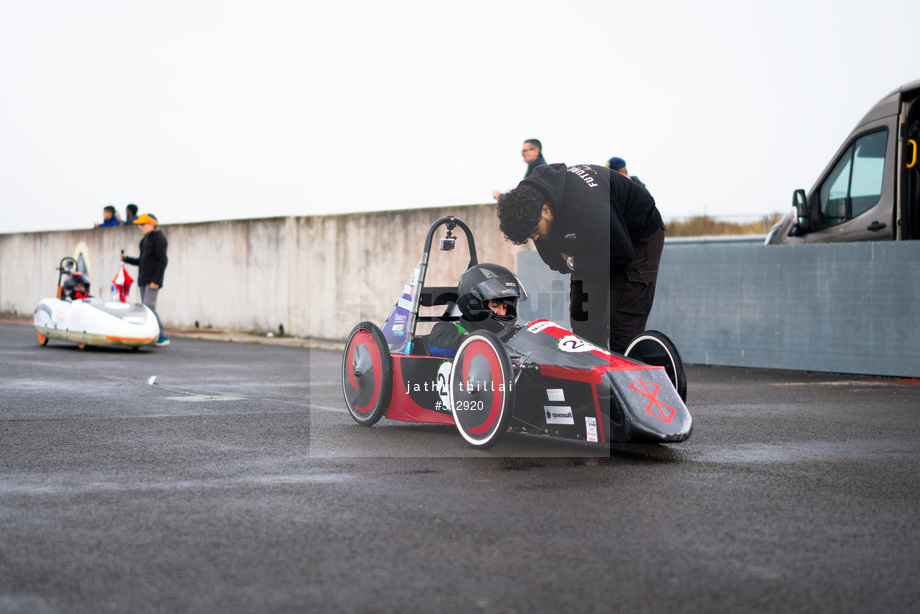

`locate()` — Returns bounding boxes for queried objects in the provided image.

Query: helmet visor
[469,275,528,303]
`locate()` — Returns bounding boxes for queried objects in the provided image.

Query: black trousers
[569,226,665,353]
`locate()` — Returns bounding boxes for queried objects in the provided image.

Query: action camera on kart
[440,236,456,251]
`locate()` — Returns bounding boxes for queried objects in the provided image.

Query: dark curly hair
[496,183,545,245]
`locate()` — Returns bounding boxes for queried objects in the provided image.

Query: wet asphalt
[1,321,919,613]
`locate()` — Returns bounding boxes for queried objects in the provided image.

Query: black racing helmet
[457,263,528,335]
[63,273,91,300]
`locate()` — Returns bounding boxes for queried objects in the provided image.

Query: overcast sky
[1,0,917,234]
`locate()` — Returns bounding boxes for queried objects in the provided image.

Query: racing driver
[427,263,527,358]
[62,273,91,301]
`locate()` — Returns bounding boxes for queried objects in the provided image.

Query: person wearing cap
[606,157,647,190]
[120,213,170,346]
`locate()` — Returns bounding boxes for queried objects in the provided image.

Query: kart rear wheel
[36,331,49,346]
[625,330,687,402]
[449,331,514,449]
[342,322,392,426]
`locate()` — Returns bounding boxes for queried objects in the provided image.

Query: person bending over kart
[62,273,91,301]
[427,263,526,358]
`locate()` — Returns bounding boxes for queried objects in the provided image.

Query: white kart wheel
[448,331,514,449]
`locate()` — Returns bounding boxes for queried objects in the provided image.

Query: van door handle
[867,221,887,231]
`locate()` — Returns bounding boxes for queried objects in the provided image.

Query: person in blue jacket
[94,205,121,227]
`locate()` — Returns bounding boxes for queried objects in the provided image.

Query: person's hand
[492,190,502,201]
[149,282,159,290]
[119,253,126,261]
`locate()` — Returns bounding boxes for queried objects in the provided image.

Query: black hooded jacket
[123,228,168,287]
[523,163,663,274]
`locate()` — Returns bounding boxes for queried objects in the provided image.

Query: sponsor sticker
[527,321,556,334]
[557,335,603,353]
[397,298,413,311]
[391,324,404,332]
[585,417,598,442]
[546,388,565,402]
[544,406,574,425]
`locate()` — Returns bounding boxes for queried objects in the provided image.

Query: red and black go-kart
[342,216,692,449]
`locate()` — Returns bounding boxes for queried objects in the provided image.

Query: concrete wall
[301,205,528,341]
[0,204,528,341]
[518,241,920,378]
[6,211,918,377]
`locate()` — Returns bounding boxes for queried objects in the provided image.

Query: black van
[766,79,920,244]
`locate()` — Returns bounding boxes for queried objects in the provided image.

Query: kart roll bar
[402,216,478,349]
[420,216,478,272]
[55,257,77,299]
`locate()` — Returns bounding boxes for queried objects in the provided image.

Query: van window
[819,149,852,223]
[818,130,888,227]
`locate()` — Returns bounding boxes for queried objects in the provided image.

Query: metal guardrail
[517,241,920,377]
[665,234,767,244]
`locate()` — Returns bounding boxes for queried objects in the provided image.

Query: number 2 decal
[437,361,452,408]
[557,335,602,353]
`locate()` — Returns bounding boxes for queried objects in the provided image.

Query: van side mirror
[793,189,810,232]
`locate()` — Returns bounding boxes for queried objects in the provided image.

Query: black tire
[624,330,688,402]
[342,322,392,425]
[448,331,514,449]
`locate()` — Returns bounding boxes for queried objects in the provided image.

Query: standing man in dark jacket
[496,163,665,353]
[121,213,170,346]
[493,139,547,201]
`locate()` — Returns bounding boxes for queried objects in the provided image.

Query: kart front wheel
[449,331,514,449]
[625,330,687,402]
[342,322,392,425]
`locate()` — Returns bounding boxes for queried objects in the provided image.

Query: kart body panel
[34,297,160,348]
[380,319,691,444]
